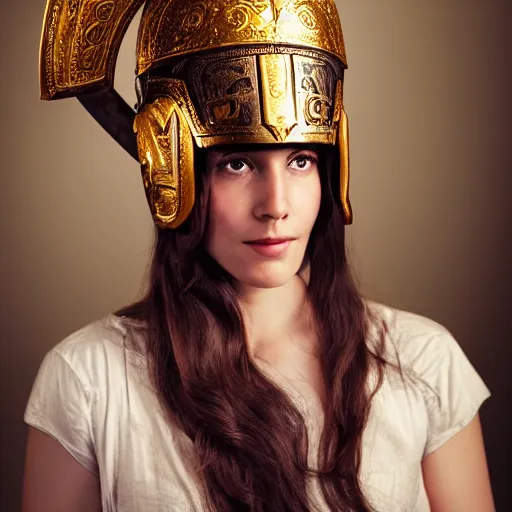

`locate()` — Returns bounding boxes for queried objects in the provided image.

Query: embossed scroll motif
[295,56,336,128]
[79,0,116,72]
[136,0,347,75]
[40,0,144,99]
[134,97,195,229]
[192,56,260,129]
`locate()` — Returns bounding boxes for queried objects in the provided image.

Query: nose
[253,164,289,221]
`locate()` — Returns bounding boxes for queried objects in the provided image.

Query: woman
[23,0,494,510]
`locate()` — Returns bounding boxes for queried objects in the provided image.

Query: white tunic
[24,303,490,511]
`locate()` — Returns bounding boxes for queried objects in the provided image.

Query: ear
[134,97,195,229]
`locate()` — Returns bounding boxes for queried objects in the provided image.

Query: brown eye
[228,159,247,172]
[295,157,309,169]
[290,155,317,172]
[217,158,251,174]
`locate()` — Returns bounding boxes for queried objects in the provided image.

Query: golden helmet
[40,0,352,228]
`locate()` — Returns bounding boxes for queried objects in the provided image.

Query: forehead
[207,143,322,158]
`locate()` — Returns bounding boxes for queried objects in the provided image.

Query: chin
[209,250,307,290]
[234,266,299,290]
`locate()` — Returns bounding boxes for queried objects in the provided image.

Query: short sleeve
[24,349,98,475]
[408,328,491,458]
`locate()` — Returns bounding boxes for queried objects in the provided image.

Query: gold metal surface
[40,0,353,226]
[339,108,352,224]
[134,97,195,229]
[141,47,342,148]
[40,0,144,99]
[136,0,346,76]
[329,79,352,224]
[259,54,298,142]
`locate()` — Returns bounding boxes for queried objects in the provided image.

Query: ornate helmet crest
[40,0,352,228]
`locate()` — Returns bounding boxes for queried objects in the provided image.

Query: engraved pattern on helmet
[202,58,258,127]
[137,0,346,75]
[294,56,336,128]
[81,1,116,71]
[143,47,343,144]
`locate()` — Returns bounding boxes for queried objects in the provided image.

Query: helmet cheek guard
[134,96,195,229]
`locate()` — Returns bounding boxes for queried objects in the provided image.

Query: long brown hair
[118,146,386,511]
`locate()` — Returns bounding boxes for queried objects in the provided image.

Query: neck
[237,275,315,358]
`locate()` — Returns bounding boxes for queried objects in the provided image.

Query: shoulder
[366,299,449,339]
[24,315,147,474]
[47,314,148,393]
[365,300,490,455]
[364,299,490,409]
[366,300,462,371]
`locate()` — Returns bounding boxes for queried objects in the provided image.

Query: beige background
[1,0,510,510]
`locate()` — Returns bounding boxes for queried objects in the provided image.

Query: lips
[243,238,296,258]
[244,237,295,245]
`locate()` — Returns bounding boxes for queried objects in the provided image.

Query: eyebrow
[219,145,320,158]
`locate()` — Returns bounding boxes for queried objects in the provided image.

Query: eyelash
[218,154,318,174]
[291,155,318,170]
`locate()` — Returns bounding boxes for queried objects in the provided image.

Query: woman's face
[205,145,322,290]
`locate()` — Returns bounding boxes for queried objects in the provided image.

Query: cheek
[206,183,245,246]
[300,174,322,227]
[210,203,234,236]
